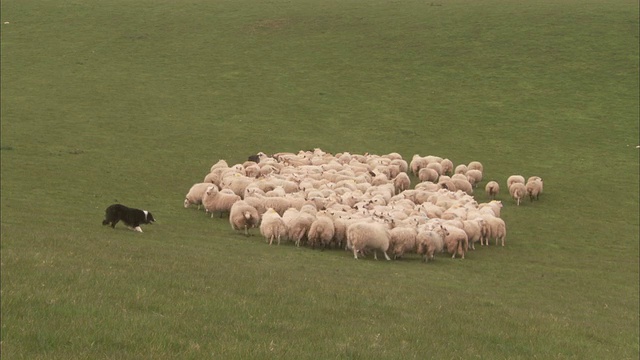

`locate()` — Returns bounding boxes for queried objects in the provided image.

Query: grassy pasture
[1,0,639,358]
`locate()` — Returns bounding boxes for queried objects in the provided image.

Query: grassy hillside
[1,0,638,358]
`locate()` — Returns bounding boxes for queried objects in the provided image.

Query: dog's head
[143,210,156,224]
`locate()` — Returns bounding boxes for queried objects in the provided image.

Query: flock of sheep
[183,149,543,261]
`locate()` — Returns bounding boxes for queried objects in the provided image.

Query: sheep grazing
[347,221,392,260]
[440,158,454,176]
[485,181,500,200]
[509,182,527,206]
[184,182,214,209]
[416,225,449,262]
[202,185,241,218]
[525,177,543,201]
[260,208,287,245]
[229,200,260,236]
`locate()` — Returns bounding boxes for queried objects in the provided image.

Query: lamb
[229,200,260,236]
[509,182,527,206]
[507,175,525,188]
[184,182,214,209]
[259,208,287,245]
[346,221,392,260]
[307,211,336,250]
[485,181,500,200]
[202,185,241,218]
[415,225,449,262]
[526,178,543,201]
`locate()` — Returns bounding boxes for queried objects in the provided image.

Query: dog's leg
[134,226,143,233]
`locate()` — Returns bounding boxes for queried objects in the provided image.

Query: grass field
[1,0,639,358]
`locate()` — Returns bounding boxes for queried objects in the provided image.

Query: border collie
[102,204,155,232]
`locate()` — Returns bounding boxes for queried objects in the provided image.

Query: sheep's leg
[374,251,378,260]
[383,252,391,261]
[353,247,359,260]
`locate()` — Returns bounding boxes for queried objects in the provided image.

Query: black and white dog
[102,204,155,232]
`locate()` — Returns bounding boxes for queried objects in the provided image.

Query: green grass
[2,0,639,358]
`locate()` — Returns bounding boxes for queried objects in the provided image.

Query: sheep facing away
[526,177,543,201]
[229,200,260,236]
[485,181,500,200]
[307,212,335,250]
[259,208,287,245]
[347,221,392,260]
[509,182,527,206]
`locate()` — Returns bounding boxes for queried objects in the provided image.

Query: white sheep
[426,162,443,176]
[441,158,454,176]
[284,209,316,247]
[393,172,411,194]
[467,161,483,173]
[389,226,418,259]
[259,208,287,245]
[220,175,254,198]
[465,169,483,188]
[184,182,214,209]
[507,175,525,188]
[454,164,468,175]
[526,178,543,201]
[229,200,260,236]
[415,225,449,262]
[509,182,527,206]
[485,181,500,200]
[452,178,473,195]
[443,225,468,259]
[462,219,484,250]
[202,185,241,218]
[481,216,506,246]
[418,167,439,183]
[346,221,392,260]
[307,211,336,250]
